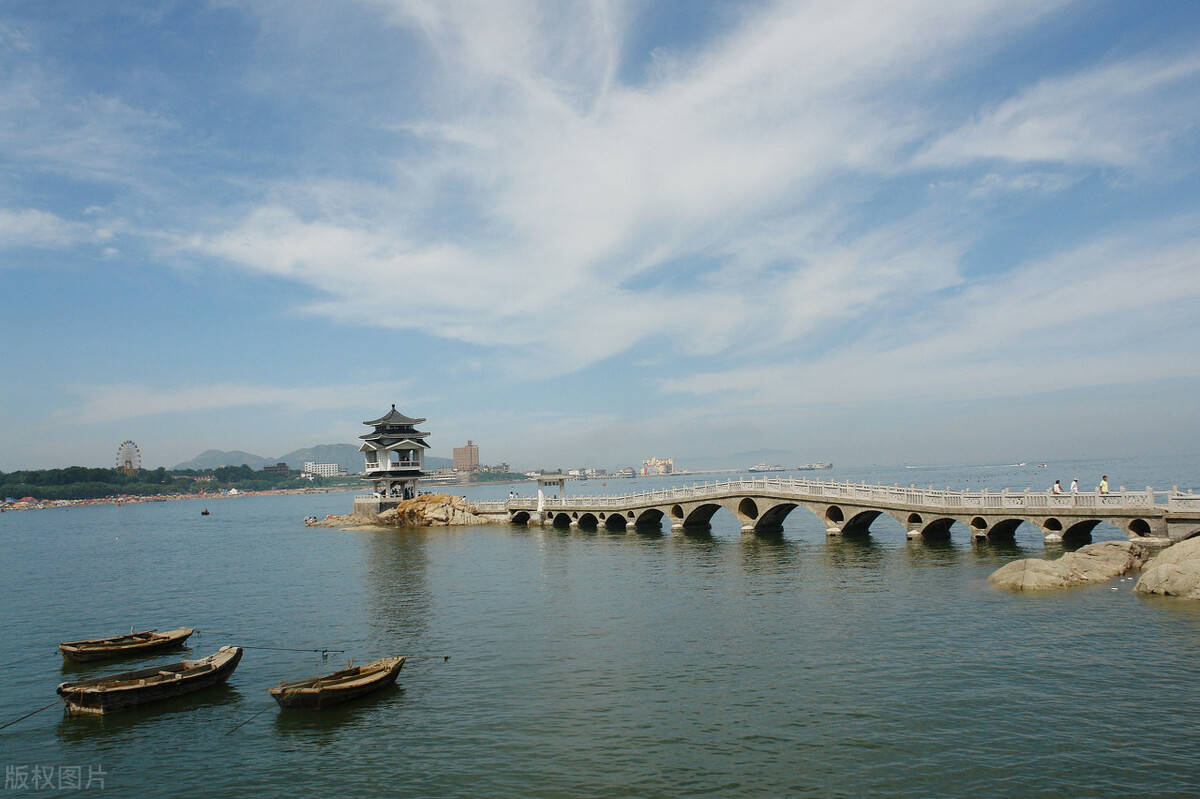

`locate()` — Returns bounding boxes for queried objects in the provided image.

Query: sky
[2,0,1199,472]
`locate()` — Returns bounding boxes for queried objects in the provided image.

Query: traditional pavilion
[360,404,430,500]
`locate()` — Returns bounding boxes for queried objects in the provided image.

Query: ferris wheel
[116,440,142,474]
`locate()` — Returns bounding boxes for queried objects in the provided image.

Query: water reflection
[822,536,887,592]
[902,537,964,568]
[823,535,884,567]
[361,531,432,643]
[739,534,802,575]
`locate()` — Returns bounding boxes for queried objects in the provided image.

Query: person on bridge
[1070,478,1078,493]
[1100,475,1109,494]
[1052,480,1063,494]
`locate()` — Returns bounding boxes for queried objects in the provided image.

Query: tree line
[0,465,352,501]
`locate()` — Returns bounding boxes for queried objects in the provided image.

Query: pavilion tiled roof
[363,404,427,427]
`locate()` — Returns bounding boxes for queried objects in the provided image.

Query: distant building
[262,462,289,474]
[303,461,344,478]
[615,467,635,478]
[642,457,674,475]
[453,440,480,473]
[481,462,511,474]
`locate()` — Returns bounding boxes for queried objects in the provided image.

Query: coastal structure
[642,457,673,475]
[116,440,141,475]
[358,405,429,504]
[302,461,344,478]
[480,476,1200,543]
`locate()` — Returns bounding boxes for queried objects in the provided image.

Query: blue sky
[2,0,1199,471]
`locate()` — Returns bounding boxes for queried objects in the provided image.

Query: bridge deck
[476,477,1178,513]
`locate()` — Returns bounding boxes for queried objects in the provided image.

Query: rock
[1134,537,1200,599]
[988,540,1149,591]
[378,494,488,527]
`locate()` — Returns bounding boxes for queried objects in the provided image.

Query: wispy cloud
[0,208,91,250]
[62,380,413,425]
[661,220,1200,406]
[916,54,1200,168]
[182,0,1103,372]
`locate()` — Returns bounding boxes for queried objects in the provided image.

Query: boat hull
[57,646,242,714]
[270,656,405,709]
[58,627,194,662]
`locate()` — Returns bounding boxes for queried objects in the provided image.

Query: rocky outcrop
[988,540,1150,591]
[377,494,489,527]
[1134,537,1200,600]
[309,494,494,529]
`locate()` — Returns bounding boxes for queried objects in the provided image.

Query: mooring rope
[224,706,273,735]
[195,629,346,656]
[0,700,59,731]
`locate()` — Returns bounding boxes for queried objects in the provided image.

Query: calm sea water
[3,457,1200,797]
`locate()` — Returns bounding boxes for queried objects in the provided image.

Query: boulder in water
[988,540,1149,591]
[1134,537,1200,600]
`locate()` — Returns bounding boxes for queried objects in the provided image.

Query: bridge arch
[510,510,530,525]
[605,514,628,532]
[1063,519,1101,544]
[842,509,882,536]
[550,512,571,529]
[986,518,1025,541]
[635,508,665,530]
[577,513,599,530]
[738,498,759,520]
[683,503,722,529]
[921,518,957,541]
[1043,517,1063,533]
[907,512,923,527]
[670,504,684,520]
[755,502,798,533]
[1128,518,1152,537]
[825,505,845,525]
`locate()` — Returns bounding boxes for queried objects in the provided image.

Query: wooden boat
[57,645,243,714]
[58,627,194,662]
[269,656,405,709]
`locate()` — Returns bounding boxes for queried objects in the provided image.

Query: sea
[2,456,1199,798]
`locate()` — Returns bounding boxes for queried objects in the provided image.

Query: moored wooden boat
[58,627,194,662]
[57,645,243,714]
[269,656,405,709]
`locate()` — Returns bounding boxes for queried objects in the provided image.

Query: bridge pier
[826,526,842,536]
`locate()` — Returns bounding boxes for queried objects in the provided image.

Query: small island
[310,493,507,529]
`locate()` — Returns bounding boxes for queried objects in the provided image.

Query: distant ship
[748,464,787,472]
[795,462,832,470]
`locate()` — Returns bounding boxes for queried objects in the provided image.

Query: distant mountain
[276,444,363,472]
[173,445,453,472]
[173,449,276,470]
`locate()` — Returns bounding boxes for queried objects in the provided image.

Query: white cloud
[0,208,89,250]
[661,221,1200,407]
[183,0,1096,373]
[916,54,1200,167]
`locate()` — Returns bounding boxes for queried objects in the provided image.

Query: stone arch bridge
[476,477,1200,544]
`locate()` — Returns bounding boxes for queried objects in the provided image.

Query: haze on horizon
[2,1,1199,473]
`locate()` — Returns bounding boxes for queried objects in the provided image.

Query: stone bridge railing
[472,477,1177,513]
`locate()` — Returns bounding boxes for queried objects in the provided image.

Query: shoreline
[0,485,361,512]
